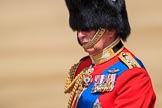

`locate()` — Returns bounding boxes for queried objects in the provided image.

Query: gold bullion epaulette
[118,52,141,69]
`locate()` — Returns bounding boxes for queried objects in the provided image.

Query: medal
[92,73,117,93]
[83,74,92,87]
[82,64,94,87]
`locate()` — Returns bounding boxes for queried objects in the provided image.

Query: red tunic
[66,48,156,108]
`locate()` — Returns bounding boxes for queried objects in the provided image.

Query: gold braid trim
[118,52,141,69]
[64,62,80,93]
[67,68,87,108]
[82,28,106,49]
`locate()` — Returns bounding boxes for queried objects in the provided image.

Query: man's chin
[84,47,96,55]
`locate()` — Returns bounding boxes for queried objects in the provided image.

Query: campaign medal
[92,68,119,93]
[92,75,108,93]
[106,74,116,91]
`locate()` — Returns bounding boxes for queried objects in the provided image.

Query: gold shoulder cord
[64,62,80,93]
[82,28,106,49]
[64,62,88,108]
[67,68,87,108]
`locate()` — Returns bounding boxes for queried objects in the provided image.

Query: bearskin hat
[65,0,131,41]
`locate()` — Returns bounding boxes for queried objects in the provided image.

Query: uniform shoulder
[75,56,92,76]
[79,55,90,61]
[64,56,91,93]
[70,55,90,73]
[118,51,142,69]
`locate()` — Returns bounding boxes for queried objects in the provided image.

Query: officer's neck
[89,37,124,65]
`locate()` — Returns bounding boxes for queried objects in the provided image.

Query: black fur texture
[65,0,131,41]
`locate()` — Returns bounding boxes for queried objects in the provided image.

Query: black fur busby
[65,0,131,41]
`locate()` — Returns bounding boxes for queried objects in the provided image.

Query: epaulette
[64,56,89,93]
[118,52,141,69]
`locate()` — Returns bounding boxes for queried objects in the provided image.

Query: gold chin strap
[82,28,106,49]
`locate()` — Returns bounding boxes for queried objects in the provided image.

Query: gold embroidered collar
[90,37,124,65]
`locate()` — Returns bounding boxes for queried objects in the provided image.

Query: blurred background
[0,0,161,108]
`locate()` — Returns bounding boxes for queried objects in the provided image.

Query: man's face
[77,29,115,55]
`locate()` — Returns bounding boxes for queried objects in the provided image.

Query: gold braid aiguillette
[64,62,80,93]
[67,68,87,108]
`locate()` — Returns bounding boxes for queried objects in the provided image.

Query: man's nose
[77,31,86,38]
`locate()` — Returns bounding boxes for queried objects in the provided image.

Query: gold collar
[90,37,124,65]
